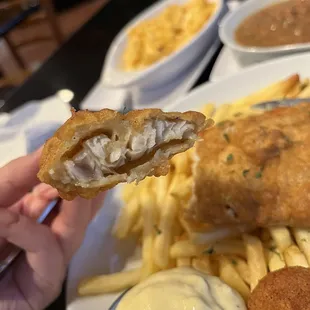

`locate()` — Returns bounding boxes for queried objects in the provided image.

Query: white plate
[209,45,243,81]
[67,51,310,310]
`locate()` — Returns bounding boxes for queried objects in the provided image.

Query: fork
[251,97,310,111]
[108,288,131,310]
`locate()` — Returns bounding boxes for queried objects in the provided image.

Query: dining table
[1,0,223,308]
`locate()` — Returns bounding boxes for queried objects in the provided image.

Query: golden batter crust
[188,103,310,227]
[38,108,208,200]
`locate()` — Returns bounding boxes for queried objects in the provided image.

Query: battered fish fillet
[189,103,310,227]
[38,108,208,200]
[248,267,310,310]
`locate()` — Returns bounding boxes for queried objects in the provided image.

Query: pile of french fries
[78,74,310,302]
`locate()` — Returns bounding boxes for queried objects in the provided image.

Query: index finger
[51,193,105,263]
[0,148,42,208]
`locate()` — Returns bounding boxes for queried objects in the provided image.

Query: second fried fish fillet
[38,108,208,200]
[188,103,310,228]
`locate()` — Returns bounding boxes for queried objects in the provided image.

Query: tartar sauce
[117,267,246,310]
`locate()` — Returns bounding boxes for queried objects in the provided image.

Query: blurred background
[0,0,107,99]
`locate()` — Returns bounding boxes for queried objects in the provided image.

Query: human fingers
[25,184,59,219]
[2,193,52,252]
[0,208,64,283]
[32,183,58,200]
[51,197,92,263]
[23,194,51,219]
[0,209,19,251]
[0,148,42,207]
[0,208,65,309]
[8,193,48,219]
[50,192,107,264]
[0,208,53,252]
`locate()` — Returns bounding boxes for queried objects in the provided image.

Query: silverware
[251,97,310,111]
[119,91,134,115]
[109,288,131,310]
[0,198,61,277]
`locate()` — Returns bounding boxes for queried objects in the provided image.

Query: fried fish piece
[38,108,208,200]
[188,103,310,227]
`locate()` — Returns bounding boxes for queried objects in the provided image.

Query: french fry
[229,256,251,285]
[170,175,193,202]
[269,227,293,252]
[170,239,246,259]
[292,228,310,265]
[186,147,194,163]
[170,239,200,258]
[301,78,310,86]
[284,245,309,268]
[267,246,286,272]
[178,216,199,237]
[233,74,299,109]
[243,234,267,290]
[297,82,310,98]
[213,104,233,123]
[218,256,250,301]
[140,187,158,280]
[192,256,214,275]
[170,173,189,194]
[122,183,138,204]
[172,218,183,239]
[131,216,143,234]
[78,269,141,296]
[285,80,303,98]
[201,103,215,117]
[156,174,172,208]
[171,152,191,175]
[154,194,178,269]
[177,257,191,267]
[113,196,140,239]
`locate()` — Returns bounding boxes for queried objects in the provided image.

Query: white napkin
[0,95,72,167]
[80,81,129,111]
[227,0,243,11]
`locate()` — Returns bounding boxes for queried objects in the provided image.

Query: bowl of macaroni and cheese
[101,0,227,90]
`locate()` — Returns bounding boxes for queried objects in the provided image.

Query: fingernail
[33,183,51,195]
[44,188,59,200]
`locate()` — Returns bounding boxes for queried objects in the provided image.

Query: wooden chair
[0,0,64,70]
[0,67,30,88]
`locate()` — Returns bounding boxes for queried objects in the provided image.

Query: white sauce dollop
[117,267,246,310]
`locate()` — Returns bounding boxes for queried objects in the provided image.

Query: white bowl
[219,0,310,67]
[101,0,227,90]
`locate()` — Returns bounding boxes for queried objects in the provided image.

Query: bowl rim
[219,0,310,55]
[101,0,225,88]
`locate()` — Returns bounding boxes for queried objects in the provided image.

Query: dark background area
[54,0,88,11]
